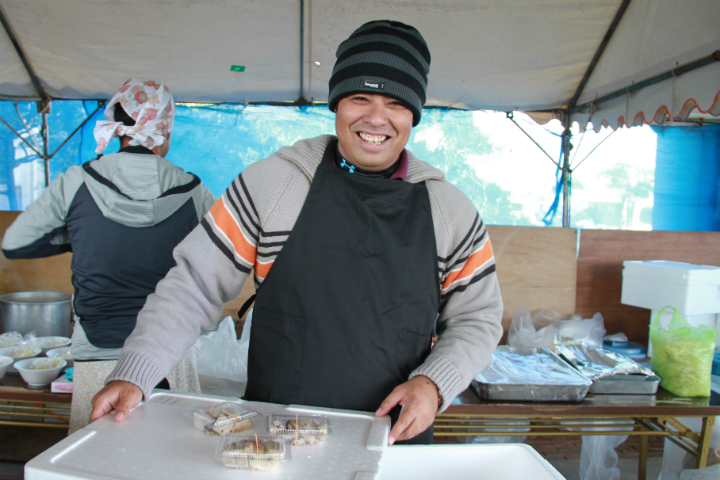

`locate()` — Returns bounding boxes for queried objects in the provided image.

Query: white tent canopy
[0,0,718,131]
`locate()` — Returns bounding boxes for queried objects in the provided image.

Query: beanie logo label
[363,80,385,91]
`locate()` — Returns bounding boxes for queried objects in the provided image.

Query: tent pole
[505,112,560,168]
[0,4,45,99]
[567,0,631,110]
[570,50,720,114]
[41,100,50,187]
[0,113,41,157]
[560,113,572,228]
[298,0,306,103]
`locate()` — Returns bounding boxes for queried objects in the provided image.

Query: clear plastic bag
[650,306,715,397]
[0,331,22,347]
[196,317,249,382]
[579,429,629,480]
[680,464,720,480]
[507,305,606,348]
[456,418,529,444]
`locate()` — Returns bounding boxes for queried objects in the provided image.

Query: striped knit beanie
[328,20,431,127]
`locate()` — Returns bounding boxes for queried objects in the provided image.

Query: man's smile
[358,132,389,145]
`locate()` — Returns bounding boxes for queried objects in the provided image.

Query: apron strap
[237,293,256,320]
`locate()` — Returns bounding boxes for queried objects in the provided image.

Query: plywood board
[0,211,74,296]
[487,225,578,333]
[575,229,720,345]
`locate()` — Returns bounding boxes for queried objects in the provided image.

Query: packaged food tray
[192,402,259,435]
[267,414,331,446]
[215,433,290,471]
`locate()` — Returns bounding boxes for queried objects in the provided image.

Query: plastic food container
[0,355,13,380]
[267,414,331,446]
[0,345,42,373]
[215,434,289,471]
[0,332,22,348]
[192,402,259,435]
[37,336,71,354]
[14,357,67,387]
[46,347,74,368]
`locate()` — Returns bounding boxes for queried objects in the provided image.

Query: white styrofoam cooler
[621,260,720,315]
[25,390,565,480]
[621,260,720,355]
[26,390,389,480]
[378,444,563,480]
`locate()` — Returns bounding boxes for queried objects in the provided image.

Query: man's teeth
[359,132,387,145]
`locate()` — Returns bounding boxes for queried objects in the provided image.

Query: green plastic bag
[650,306,716,397]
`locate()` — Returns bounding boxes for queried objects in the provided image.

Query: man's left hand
[375,375,439,444]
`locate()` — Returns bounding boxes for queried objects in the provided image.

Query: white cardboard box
[621,260,720,315]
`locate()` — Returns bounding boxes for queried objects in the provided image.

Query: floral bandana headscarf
[93,78,175,154]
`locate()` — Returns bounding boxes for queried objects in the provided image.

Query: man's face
[335,94,413,171]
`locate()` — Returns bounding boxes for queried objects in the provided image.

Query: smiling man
[91,20,503,445]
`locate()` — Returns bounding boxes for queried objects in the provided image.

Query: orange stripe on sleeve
[209,199,256,265]
[442,240,494,290]
[254,260,273,280]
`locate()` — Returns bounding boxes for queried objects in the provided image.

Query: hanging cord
[541,151,565,226]
[569,126,587,167]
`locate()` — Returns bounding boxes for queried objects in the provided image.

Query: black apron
[245,140,440,444]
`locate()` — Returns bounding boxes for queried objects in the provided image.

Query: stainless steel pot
[0,292,73,337]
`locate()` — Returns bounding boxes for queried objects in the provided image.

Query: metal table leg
[638,434,648,480]
[695,416,715,469]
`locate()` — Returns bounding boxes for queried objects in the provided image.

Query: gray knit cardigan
[107,135,503,412]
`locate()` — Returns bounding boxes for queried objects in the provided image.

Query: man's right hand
[89,380,143,423]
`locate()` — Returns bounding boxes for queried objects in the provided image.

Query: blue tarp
[652,125,720,232]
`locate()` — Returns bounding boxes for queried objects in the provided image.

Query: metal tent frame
[0,0,718,224]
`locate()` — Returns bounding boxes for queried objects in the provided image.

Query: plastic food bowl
[14,357,67,387]
[46,347,73,368]
[0,346,42,373]
[37,336,71,354]
[0,355,13,380]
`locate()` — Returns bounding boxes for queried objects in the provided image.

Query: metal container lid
[0,291,72,304]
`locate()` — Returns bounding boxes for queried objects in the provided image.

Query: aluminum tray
[589,374,661,394]
[473,346,592,402]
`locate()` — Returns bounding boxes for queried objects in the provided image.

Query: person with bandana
[91,21,503,445]
[1,79,216,434]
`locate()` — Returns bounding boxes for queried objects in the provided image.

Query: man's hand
[89,380,143,423]
[375,375,439,445]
